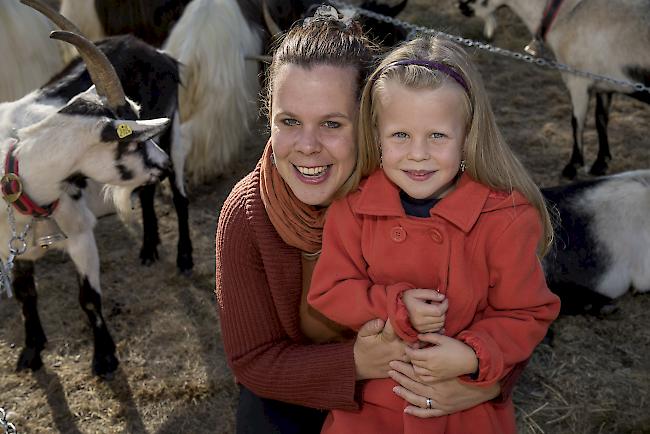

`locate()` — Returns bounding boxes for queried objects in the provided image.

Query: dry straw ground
[1,1,649,433]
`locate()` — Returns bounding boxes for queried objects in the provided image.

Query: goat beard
[101,184,137,221]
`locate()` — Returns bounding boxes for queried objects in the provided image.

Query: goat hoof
[16,347,43,372]
[92,352,119,379]
[140,246,160,266]
[561,164,577,179]
[598,303,619,316]
[589,161,608,176]
[177,254,194,276]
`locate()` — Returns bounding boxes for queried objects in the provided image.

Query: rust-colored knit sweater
[215,163,358,410]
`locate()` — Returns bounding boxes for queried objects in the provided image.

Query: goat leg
[67,230,119,378]
[169,170,193,275]
[138,184,160,266]
[13,259,47,371]
[590,92,613,176]
[78,276,119,379]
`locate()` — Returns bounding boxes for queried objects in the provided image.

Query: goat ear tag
[116,123,133,139]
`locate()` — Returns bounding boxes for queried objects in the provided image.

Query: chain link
[330,0,650,93]
[0,204,33,299]
[0,408,17,434]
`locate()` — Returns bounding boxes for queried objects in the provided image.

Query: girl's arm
[308,197,419,342]
[455,206,561,386]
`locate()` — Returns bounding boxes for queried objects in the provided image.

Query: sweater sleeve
[308,197,418,342]
[215,180,359,410]
[457,206,561,387]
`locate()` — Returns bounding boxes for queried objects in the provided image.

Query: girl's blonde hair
[353,35,554,256]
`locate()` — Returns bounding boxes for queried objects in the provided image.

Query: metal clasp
[1,173,22,203]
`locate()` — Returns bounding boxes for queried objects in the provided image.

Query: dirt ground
[1,1,649,433]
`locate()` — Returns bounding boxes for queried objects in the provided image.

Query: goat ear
[100,118,170,143]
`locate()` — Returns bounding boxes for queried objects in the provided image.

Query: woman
[215,7,506,433]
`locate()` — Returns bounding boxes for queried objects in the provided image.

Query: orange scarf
[259,141,326,255]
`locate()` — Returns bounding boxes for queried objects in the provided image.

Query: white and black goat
[59,0,410,184]
[458,0,650,178]
[1,3,171,377]
[0,0,65,102]
[542,170,650,315]
[18,0,194,274]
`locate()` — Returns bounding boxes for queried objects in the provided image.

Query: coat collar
[351,170,527,233]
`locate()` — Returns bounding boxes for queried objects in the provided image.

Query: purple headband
[372,59,469,93]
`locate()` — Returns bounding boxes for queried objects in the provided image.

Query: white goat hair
[60,0,263,185]
[542,170,650,314]
[164,0,262,184]
[0,0,65,102]
[458,0,650,178]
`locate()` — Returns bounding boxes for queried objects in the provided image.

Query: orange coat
[309,170,561,434]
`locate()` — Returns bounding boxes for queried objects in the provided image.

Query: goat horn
[262,0,282,38]
[50,31,127,111]
[20,0,82,34]
[245,54,273,64]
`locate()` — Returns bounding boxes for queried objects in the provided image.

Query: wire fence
[331,0,650,94]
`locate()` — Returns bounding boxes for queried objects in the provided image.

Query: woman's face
[270,64,358,207]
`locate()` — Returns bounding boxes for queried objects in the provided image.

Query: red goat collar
[536,0,565,42]
[1,139,59,217]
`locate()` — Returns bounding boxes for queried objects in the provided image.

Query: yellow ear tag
[116,123,133,139]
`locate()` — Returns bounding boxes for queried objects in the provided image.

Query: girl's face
[376,80,467,200]
[270,64,358,207]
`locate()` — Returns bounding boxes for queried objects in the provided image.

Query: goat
[1,4,171,377]
[22,0,192,274]
[542,170,650,315]
[0,0,65,102]
[458,0,650,179]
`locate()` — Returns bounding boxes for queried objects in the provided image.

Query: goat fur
[542,170,650,314]
[0,0,65,102]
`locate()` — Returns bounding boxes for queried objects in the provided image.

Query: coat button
[390,226,407,243]
[429,228,443,244]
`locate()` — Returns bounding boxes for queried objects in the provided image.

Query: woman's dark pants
[236,385,327,434]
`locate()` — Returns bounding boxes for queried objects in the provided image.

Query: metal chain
[331,0,650,93]
[0,408,17,434]
[0,204,33,299]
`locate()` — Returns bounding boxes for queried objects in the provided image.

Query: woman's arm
[216,185,410,410]
[216,187,358,410]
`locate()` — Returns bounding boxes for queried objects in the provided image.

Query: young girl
[308,35,561,433]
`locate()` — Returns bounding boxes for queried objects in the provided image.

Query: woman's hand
[388,361,500,417]
[405,333,478,383]
[354,319,409,381]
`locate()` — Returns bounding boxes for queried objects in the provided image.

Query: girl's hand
[402,289,448,333]
[405,333,478,382]
[388,361,500,418]
[354,319,409,381]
